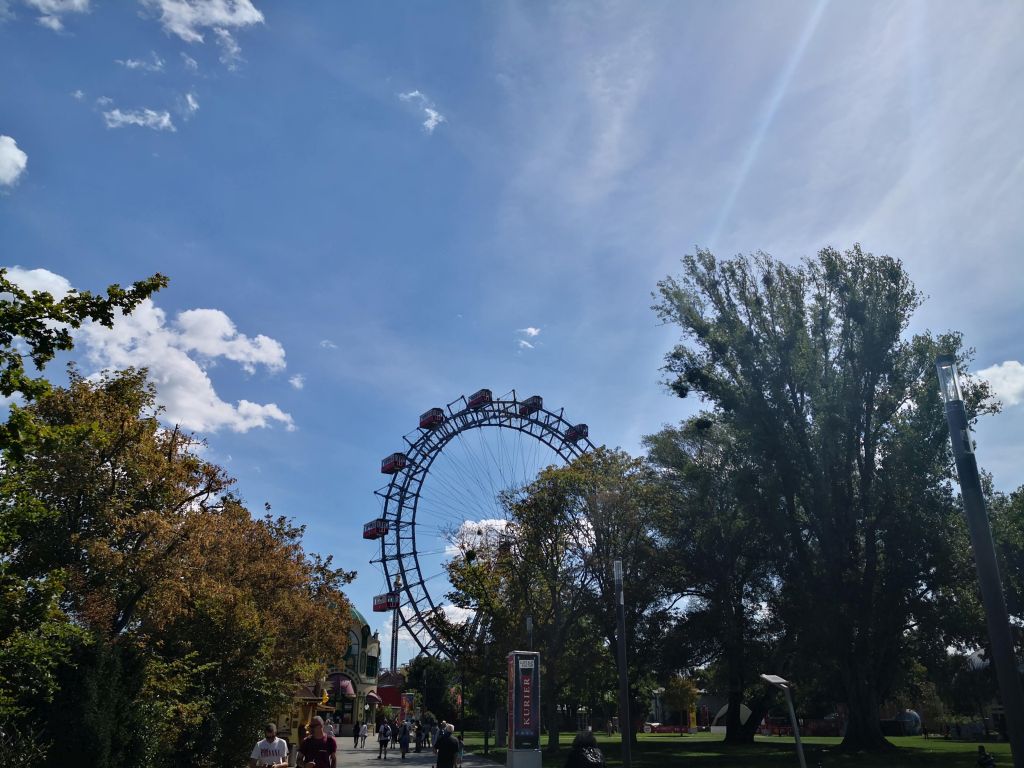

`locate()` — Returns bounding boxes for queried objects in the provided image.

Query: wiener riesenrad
[364,389,594,667]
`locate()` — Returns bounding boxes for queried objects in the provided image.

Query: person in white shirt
[250,723,289,768]
[360,722,369,748]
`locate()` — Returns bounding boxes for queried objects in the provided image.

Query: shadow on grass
[464,733,1010,768]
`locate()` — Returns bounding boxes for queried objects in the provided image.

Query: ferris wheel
[364,389,593,666]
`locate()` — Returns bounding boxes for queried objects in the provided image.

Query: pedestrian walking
[564,731,605,768]
[431,722,440,749]
[392,719,400,749]
[435,724,459,768]
[415,721,423,752]
[399,720,411,759]
[377,720,392,759]
[361,721,369,748]
[299,716,337,768]
[249,722,289,768]
[354,721,361,749]
[456,735,464,768]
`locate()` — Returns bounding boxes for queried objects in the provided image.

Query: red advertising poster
[507,651,540,750]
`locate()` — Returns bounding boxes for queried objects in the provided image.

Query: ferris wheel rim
[374,390,593,659]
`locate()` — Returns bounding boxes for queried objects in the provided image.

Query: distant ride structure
[365,389,593,667]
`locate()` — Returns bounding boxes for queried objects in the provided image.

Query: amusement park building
[276,605,384,740]
[327,606,383,736]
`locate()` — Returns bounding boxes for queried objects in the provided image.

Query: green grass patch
[461,731,1010,767]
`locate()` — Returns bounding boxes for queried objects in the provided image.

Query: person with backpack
[377,720,392,759]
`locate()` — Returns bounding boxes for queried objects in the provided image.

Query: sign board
[507,651,541,751]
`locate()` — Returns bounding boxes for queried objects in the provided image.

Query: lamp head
[935,354,963,404]
[613,560,623,582]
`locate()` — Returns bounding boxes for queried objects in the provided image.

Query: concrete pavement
[330,741,498,768]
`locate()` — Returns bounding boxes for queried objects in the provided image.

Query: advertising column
[506,651,541,768]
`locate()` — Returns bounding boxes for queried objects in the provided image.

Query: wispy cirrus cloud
[116,51,165,71]
[103,107,176,132]
[398,90,447,134]
[24,0,89,31]
[4,266,294,434]
[289,374,305,390]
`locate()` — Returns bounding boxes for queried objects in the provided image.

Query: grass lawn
[461,731,1011,767]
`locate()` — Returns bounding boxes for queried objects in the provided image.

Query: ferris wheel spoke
[375,397,588,660]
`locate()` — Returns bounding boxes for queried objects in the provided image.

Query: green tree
[403,656,458,723]
[0,269,165,736]
[645,414,780,744]
[662,675,699,729]
[2,369,352,767]
[654,245,988,750]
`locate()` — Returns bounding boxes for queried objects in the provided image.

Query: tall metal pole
[781,687,807,768]
[613,560,632,768]
[526,616,533,650]
[937,355,1024,768]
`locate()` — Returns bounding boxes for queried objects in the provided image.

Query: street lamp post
[760,675,806,768]
[613,560,632,768]
[936,355,1024,767]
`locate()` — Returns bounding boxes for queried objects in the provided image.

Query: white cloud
[0,135,28,187]
[142,0,263,43]
[95,95,113,106]
[116,51,165,71]
[978,361,1024,407]
[181,51,199,70]
[288,374,305,390]
[518,327,541,337]
[103,107,176,132]
[213,27,242,69]
[398,90,447,134]
[71,89,85,100]
[4,267,293,434]
[517,339,534,350]
[183,91,199,117]
[3,266,72,297]
[423,108,446,134]
[25,0,88,31]
[319,339,337,350]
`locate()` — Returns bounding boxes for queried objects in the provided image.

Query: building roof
[351,605,370,630]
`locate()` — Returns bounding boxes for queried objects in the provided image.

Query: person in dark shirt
[435,724,460,768]
[299,716,337,768]
[564,731,605,768]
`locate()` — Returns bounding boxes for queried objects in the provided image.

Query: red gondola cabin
[519,395,543,416]
[468,388,492,409]
[363,519,389,539]
[419,408,445,430]
[373,592,401,612]
[566,423,589,442]
[381,452,408,474]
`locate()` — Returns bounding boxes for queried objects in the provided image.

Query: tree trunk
[840,664,893,751]
[544,654,560,753]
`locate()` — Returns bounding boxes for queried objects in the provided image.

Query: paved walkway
[329,743,497,768]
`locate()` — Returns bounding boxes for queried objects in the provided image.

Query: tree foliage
[653,245,990,750]
[0,281,355,768]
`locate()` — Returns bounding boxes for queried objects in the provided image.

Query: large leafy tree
[442,448,667,751]
[654,245,987,750]
[645,415,781,743]
[0,269,165,723]
[4,369,353,768]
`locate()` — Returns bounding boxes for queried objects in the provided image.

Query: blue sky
[2,0,1023,660]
